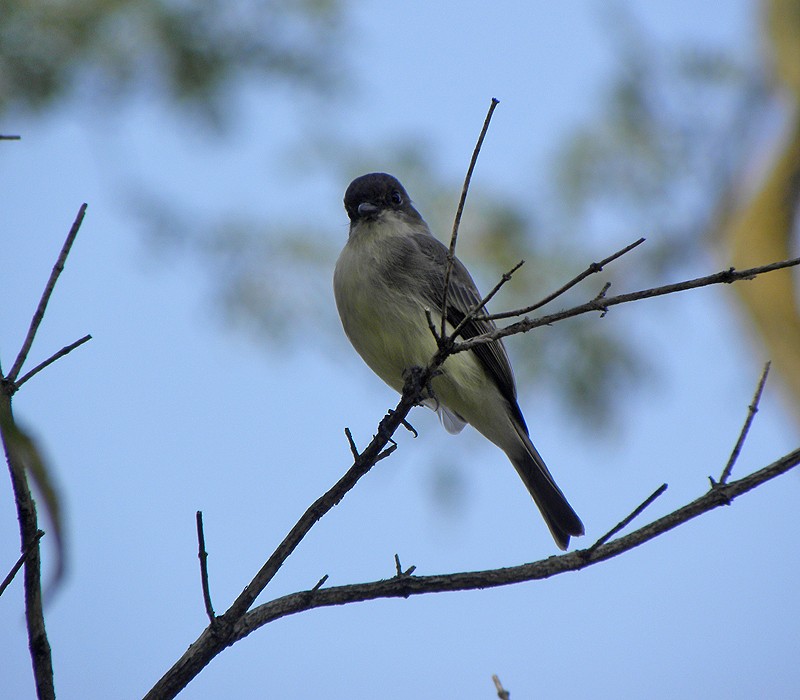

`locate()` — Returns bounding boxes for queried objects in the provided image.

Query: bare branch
[7,204,88,383]
[0,395,55,700]
[231,446,800,639]
[492,675,511,700]
[440,98,500,338]
[310,575,328,593]
[587,484,668,553]
[147,443,800,699]
[344,427,359,459]
[714,361,771,486]
[455,257,800,355]
[195,512,215,622]
[425,308,440,342]
[394,553,416,577]
[14,335,92,390]
[0,134,21,140]
[487,237,645,321]
[375,443,398,462]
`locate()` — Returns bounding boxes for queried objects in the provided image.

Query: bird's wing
[406,232,524,425]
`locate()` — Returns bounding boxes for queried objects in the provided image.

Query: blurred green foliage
[0,0,343,122]
[1,2,772,428]
[554,11,769,278]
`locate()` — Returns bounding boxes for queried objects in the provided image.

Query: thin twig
[8,204,88,383]
[14,335,92,390]
[455,257,800,354]
[393,554,415,577]
[374,443,398,463]
[487,237,645,321]
[196,511,215,622]
[587,484,668,553]
[440,98,500,338]
[492,674,510,700]
[425,308,440,342]
[310,575,329,593]
[0,134,21,140]
[449,260,525,342]
[399,418,418,438]
[0,530,44,598]
[715,361,771,486]
[344,428,359,459]
[593,282,612,304]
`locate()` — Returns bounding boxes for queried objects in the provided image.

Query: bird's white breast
[334,229,439,393]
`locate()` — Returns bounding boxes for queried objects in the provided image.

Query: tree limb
[0,394,55,700]
[225,446,800,641]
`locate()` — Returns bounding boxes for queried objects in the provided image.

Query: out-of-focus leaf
[554,7,768,282]
[0,0,344,123]
[766,0,800,97]
[0,396,65,594]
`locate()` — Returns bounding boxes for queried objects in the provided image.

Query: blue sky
[3,2,799,698]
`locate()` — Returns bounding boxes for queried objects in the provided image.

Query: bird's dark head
[343,172,422,225]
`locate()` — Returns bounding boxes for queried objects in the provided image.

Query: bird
[333,172,584,549]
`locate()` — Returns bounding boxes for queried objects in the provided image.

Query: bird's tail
[509,428,584,550]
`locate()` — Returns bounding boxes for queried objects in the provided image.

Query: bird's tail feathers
[509,426,584,550]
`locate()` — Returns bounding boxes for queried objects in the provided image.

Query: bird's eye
[390,190,403,205]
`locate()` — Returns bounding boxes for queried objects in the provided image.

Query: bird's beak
[357,202,379,217]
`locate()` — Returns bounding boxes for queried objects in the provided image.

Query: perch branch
[143,368,435,700]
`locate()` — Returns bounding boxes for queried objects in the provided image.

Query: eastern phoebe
[334,172,584,549]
